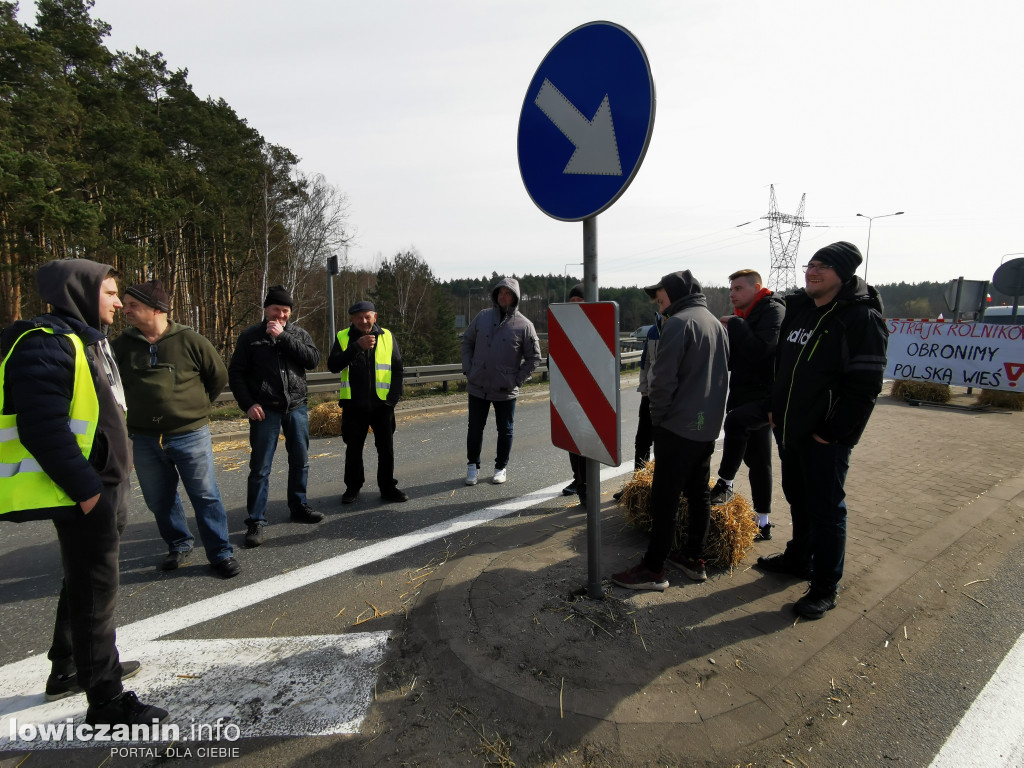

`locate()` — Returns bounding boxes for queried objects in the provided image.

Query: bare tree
[282,172,353,324]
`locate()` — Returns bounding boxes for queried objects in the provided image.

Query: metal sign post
[519,21,655,598]
[326,255,340,342]
[582,216,602,596]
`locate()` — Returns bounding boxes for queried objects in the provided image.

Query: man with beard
[757,242,888,620]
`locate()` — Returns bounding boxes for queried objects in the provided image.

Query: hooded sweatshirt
[1,259,132,520]
[647,271,730,441]
[460,277,541,401]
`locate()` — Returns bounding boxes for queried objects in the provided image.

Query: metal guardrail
[216,349,643,403]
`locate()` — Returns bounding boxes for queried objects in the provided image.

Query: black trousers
[568,451,586,492]
[644,428,714,571]
[341,404,398,492]
[49,481,128,705]
[717,400,773,515]
[634,395,653,469]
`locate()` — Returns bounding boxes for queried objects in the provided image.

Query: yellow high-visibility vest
[0,327,98,516]
[336,328,394,401]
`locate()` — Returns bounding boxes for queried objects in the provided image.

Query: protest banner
[885,320,1024,392]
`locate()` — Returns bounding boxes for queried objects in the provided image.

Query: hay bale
[891,380,951,403]
[618,461,757,568]
[309,402,343,436]
[976,389,1024,411]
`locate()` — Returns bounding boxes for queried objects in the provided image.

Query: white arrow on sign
[534,78,622,177]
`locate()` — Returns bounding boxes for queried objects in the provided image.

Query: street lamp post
[563,262,583,301]
[856,211,904,283]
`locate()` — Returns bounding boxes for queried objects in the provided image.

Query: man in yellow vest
[0,259,167,725]
[327,300,408,504]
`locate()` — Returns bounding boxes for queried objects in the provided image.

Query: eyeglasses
[149,344,158,366]
[802,262,834,273]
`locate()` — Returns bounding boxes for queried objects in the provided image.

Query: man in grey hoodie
[461,277,541,485]
[0,259,167,724]
[612,271,729,591]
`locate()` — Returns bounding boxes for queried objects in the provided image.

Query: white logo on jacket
[786,328,813,346]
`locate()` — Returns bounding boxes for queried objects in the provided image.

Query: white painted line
[1,634,389,750]
[929,631,1024,767]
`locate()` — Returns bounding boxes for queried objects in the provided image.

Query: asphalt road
[0,389,640,668]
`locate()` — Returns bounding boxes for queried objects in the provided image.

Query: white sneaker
[466,463,478,486]
[492,468,507,484]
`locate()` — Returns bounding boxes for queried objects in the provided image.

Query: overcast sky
[17,0,1024,290]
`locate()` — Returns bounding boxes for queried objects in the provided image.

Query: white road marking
[1,634,389,750]
[929,631,1024,767]
[0,467,635,748]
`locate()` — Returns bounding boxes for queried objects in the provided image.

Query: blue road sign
[517,21,656,222]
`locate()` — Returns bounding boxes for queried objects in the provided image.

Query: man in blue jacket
[0,259,166,725]
[461,277,541,485]
[758,242,888,620]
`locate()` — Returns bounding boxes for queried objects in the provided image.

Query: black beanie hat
[263,284,293,307]
[568,283,584,300]
[812,242,863,283]
[125,280,171,312]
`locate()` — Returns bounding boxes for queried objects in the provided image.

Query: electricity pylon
[763,185,808,293]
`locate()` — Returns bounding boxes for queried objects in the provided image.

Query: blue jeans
[778,437,852,593]
[246,405,310,523]
[466,395,516,470]
[131,426,233,564]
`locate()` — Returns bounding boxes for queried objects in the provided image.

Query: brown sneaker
[611,562,669,592]
[666,551,707,582]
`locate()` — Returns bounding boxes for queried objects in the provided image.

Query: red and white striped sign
[547,302,621,465]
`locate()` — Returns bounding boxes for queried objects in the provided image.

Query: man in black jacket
[709,269,785,541]
[328,301,407,504]
[0,259,166,725]
[758,242,888,620]
[229,285,322,548]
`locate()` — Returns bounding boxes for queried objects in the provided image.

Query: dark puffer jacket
[228,320,320,414]
[723,292,785,410]
[1,259,132,521]
[771,278,888,448]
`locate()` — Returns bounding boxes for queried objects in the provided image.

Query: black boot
[85,690,169,726]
